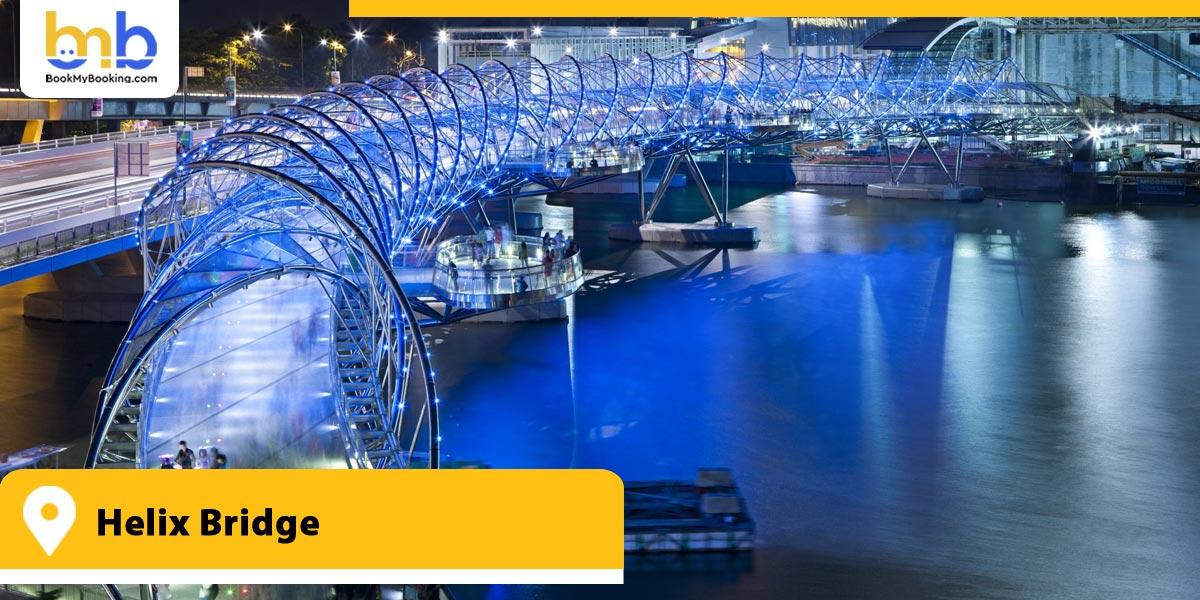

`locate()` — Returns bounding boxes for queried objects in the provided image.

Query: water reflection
[435,188,1200,598]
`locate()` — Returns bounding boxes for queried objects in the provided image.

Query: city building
[862,18,1200,106]
[435,25,690,71]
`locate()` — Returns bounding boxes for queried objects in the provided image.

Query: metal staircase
[1116,34,1200,81]
[331,282,407,469]
[92,365,146,468]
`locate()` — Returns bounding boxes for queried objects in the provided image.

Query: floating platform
[867,182,985,202]
[625,468,755,553]
[609,222,759,245]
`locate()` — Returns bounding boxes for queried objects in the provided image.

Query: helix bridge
[86,52,1080,471]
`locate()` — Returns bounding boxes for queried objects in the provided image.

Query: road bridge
[0,125,218,284]
[0,89,302,143]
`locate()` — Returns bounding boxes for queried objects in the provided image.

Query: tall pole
[286,25,305,88]
[182,66,187,126]
[722,147,730,225]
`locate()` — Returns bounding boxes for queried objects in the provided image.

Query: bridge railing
[0,194,133,235]
[431,235,584,309]
[0,209,137,270]
[0,119,223,157]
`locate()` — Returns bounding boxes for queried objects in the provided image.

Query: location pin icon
[22,486,77,557]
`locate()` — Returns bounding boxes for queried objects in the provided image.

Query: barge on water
[625,468,755,553]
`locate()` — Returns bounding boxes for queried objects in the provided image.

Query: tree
[385,42,426,74]
[179,28,285,91]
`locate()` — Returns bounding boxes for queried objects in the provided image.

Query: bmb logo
[20,0,178,98]
[45,11,157,70]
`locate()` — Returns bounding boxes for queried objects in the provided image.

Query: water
[0,273,126,454]
[4,185,1200,598]
[431,187,1200,599]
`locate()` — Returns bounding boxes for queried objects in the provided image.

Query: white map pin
[22,486,77,556]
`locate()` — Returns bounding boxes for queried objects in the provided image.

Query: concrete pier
[867,183,985,202]
[609,222,759,245]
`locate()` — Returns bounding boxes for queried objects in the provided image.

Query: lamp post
[283,23,305,88]
[351,30,365,82]
[320,39,344,85]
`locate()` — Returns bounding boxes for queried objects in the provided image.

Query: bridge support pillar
[680,150,725,226]
[644,154,682,223]
[954,131,965,187]
[636,163,646,223]
[721,148,730,225]
[917,130,956,186]
[506,197,518,232]
[21,120,45,144]
[881,135,897,185]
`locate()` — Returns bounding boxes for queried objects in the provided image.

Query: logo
[22,486,77,557]
[20,0,178,99]
[45,11,157,70]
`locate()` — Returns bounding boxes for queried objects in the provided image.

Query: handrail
[1116,34,1200,81]
[0,120,223,157]
[0,210,138,270]
[432,234,583,297]
[0,193,138,235]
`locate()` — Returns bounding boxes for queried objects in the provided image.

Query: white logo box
[20,0,179,99]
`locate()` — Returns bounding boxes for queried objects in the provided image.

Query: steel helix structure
[87,52,1077,471]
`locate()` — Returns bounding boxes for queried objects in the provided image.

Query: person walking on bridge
[519,241,529,266]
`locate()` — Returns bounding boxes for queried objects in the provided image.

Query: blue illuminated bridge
[86,53,1080,470]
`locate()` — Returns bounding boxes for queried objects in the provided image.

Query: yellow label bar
[0,469,623,579]
[349,2,1194,17]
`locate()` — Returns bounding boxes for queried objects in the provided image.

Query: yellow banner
[349,2,1192,17]
[0,469,623,581]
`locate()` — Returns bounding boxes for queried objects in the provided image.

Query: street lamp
[350,30,366,81]
[228,39,241,76]
[282,23,305,88]
[320,39,344,84]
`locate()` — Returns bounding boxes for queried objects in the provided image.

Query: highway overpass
[0,88,301,143]
[0,126,216,284]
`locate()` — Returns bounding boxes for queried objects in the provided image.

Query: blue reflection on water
[434,188,1200,599]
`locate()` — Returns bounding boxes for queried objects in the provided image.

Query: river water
[3,184,1200,598]
[432,186,1200,599]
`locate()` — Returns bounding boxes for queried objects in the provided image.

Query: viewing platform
[703,112,812,133]
[431,234,584,310]
[502,145,645,178]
